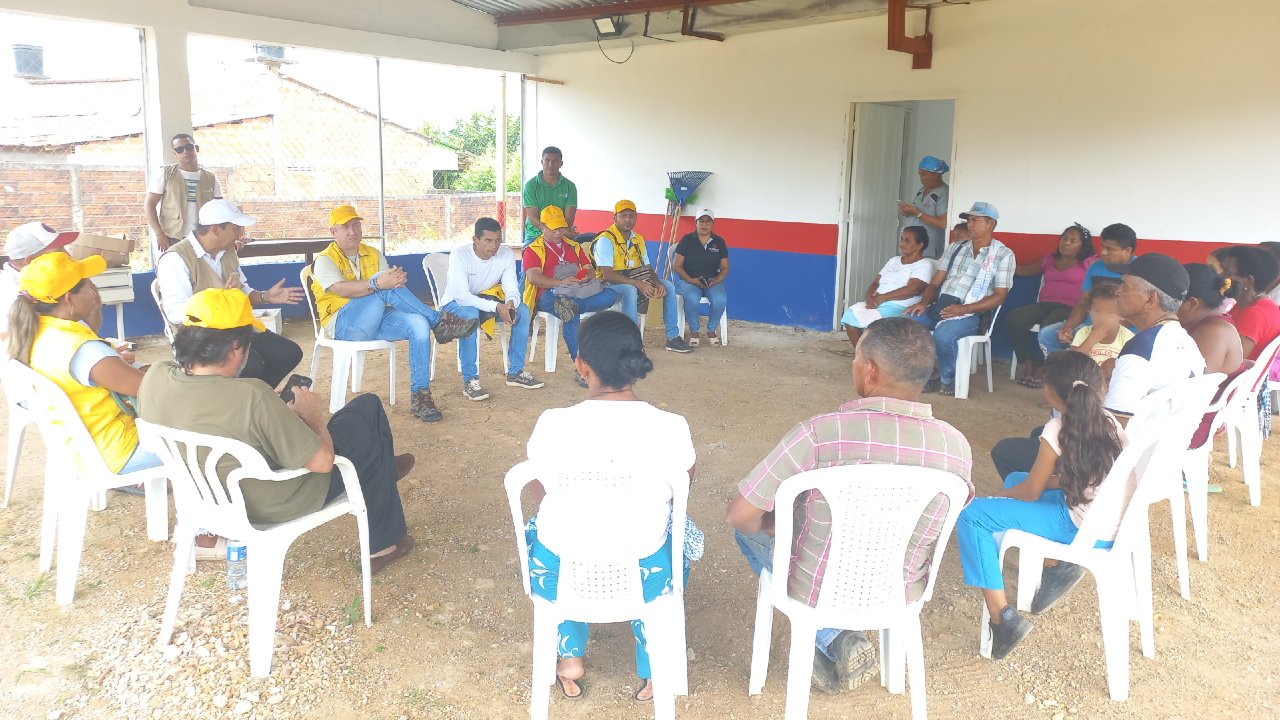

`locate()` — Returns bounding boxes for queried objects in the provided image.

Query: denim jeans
[535,288,619,360]
[734,529,842,662]
[333,289,439,393]
[608,279,681,339]
[444,300,530,382]
[906,312,982,385]
[674,278,728,332]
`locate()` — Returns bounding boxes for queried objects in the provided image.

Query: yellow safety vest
[29,316,138,473]
[594,225,647,272]
[312,242,384,328]
[521,235,589,310]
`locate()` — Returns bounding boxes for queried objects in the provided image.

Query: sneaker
[505,371,545,389]
[810,651,842,694]
[574,371,588,389]
[665,336,693,353]
[923,376,942,393]
[939,383,955,396]
[989,606,1033,660]
[432,313,480,344]
[410,389,443,422]
[552,295,578,323]
[1030,562,1087,614]
[462,378,489,402]
[832,630,878,691]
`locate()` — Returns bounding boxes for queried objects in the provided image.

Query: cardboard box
[67,233,134,267]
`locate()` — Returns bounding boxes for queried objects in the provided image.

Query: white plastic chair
[421,253,509,380]
[1223,334,1280,506]
[1182,368,1256,563]
[1,365,35,509]
[529,309,598,373]
[1125,372,1224,600]
[675,296,729,346]
[136,419,372,678]
[300,266,398,413]
[952,305,1003,400]
[2,359,169,605]
[610,297,647,335]
[150,278,176,346]
[504,459,689,720]
[979,429,1164,702]
[747,465,969,720]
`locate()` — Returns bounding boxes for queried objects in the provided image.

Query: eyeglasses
[173,144,198,154]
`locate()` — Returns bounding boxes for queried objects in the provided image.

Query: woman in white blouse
[522,311,698,703]
[842,226,934,348]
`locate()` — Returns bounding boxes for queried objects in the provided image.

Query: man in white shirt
[144,133,223,255]
[439,217,542,400]
[155,199,304,388]
[1,222,80,340]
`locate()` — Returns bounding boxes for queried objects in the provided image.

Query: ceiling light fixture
[592,15,626,39]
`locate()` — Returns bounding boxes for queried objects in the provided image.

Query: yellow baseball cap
[329,204,363,228]
[183,288,266,331]
[540,206,568,231]
[18,252,106,304]
[614,199,637,214]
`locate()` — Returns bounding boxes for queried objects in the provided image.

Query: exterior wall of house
[531,0,1280,330]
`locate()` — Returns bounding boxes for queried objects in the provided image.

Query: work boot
[989,606,1033,660]
[810,651,841,694]
[832,630,878,691]
[432,313,480,344]
[1030,562,1087,614]
[552,295,578,323]
[410,389,443,422]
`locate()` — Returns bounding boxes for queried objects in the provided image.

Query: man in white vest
[144,133,222,255]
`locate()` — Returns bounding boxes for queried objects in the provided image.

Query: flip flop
[556,675,584,700]
[633,678,653,702]
[370,534,415,575]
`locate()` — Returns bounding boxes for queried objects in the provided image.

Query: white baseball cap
[198,199,257,227]
[696,209,715,221]
[5,222,80,260]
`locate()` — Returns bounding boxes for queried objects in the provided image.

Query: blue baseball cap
[919,156,949,174]
[959,201,999,221]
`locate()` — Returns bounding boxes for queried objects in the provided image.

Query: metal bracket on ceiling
[644,12,676,42]
[888,0,933,69]
[682,0,725,42]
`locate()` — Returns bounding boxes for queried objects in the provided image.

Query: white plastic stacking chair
[504,459,689,720]
[952,305,1003,400]
[528,310,598,373]
[1,364,36,509]
[137,419,372,678]
[748,465,970,720]
[150,278,176,346]
[1182,368,1255,563]
[979,429,1164,702]
[610,298,647,335]
[1223,334,1280,506]
[300,266,398,413]
[422,253,509,380]
[1125,372,1224,600]
[675,296,728,346]
[3,359,169,605]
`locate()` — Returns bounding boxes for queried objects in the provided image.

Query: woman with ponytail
[1178,263,1243,376]
[520,311,698,702]
[956,351,1127,660]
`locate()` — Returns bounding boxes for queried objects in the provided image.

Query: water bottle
[226,540,247,590]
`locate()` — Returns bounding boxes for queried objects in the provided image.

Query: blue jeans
[906,312,981,385]
[535,288,619,360]
[1038,320,1085,356]
[333,290,440,393]
[119,444,163,474]
[674,278,728,332]
[734,529,842,662]
[443,301,530,382]
[608,279,681,340]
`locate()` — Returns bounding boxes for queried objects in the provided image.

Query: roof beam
[494,0,755,28]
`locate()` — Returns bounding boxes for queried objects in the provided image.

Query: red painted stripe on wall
[998,232,1228,265]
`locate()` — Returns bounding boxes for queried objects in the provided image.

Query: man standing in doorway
[144,133,223,254]
[522,146,577,246]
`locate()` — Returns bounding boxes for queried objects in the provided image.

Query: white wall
[531,0,1280,242]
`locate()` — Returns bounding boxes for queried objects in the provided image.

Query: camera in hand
[280,374,313,403]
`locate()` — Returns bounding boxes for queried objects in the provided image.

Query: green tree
[455,154,521,193]
[425,110,521,192]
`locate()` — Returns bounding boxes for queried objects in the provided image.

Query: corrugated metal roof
[450,0,613,16]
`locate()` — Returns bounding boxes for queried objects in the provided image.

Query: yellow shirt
[1072,324,1135,365]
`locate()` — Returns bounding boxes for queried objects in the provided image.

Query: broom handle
[656,198,677,280]
[663,202,684,283]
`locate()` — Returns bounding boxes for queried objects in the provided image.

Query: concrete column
[141,25,192,173]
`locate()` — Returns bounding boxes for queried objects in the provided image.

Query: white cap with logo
[5,222,80,260]
[198,199,257,227]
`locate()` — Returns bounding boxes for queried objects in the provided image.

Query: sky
[1,12,518,131]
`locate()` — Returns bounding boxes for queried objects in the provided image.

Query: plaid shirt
[938,237,1015,301]
[738,397,974,606]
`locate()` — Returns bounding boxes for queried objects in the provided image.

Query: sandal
[709,334,721,347]
[556,675,584,700]
[634,678,653,702]
[370,534,415,575]
[1024,377,1044,389]
[687,336,700,348]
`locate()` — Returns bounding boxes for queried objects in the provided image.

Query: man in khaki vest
[155,199,304,388]
[144,133,222,254]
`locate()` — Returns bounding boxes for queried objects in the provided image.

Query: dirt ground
[1,318,1277,720]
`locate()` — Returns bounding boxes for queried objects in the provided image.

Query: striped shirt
[738,397,974,606]
[938,238,1015,300]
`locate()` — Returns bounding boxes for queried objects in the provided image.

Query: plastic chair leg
[1131,548,1155,658]
[55,490,90,605]
[329,351,352,414]
[4,418,25,508]
[159,524,197,646]
[885,623,906,695]
[430,337,438,382]
[529,609,558,720]
[38,460,57,572]
[500,328,511,375]
[247,544,288,677]
[308,345,321,387]
[355,510,373,627]
[784,618,818,720]
[978,603,993,659]
[527,315,541,365]
[903,617,928,720]
[1166,482,1191,600]
[1183,449,1211,562]
[954,343,972,400]
[748,569,774,695]
[985,343,994,392]
[386,346,396,406]
[351,351,366,392]
[644,610,678,720]
[1239,422,1263,506]
[1227,419,1239,468]
[143,476,169,542]
[544,316,559,373]
[1096,579,1133,701]
[1010,350,1019,380]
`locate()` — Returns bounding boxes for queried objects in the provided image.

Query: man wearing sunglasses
[144,133,223,254]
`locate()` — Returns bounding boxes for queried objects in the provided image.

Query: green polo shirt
[522,173,578,243]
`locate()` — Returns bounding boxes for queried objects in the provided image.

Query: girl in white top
[523,311,696,703]
[842,226,934,347]
[955,350,1127,660]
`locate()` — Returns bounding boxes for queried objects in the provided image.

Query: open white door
[838,103,907,321]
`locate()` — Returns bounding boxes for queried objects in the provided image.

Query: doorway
[835,99,955,328]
